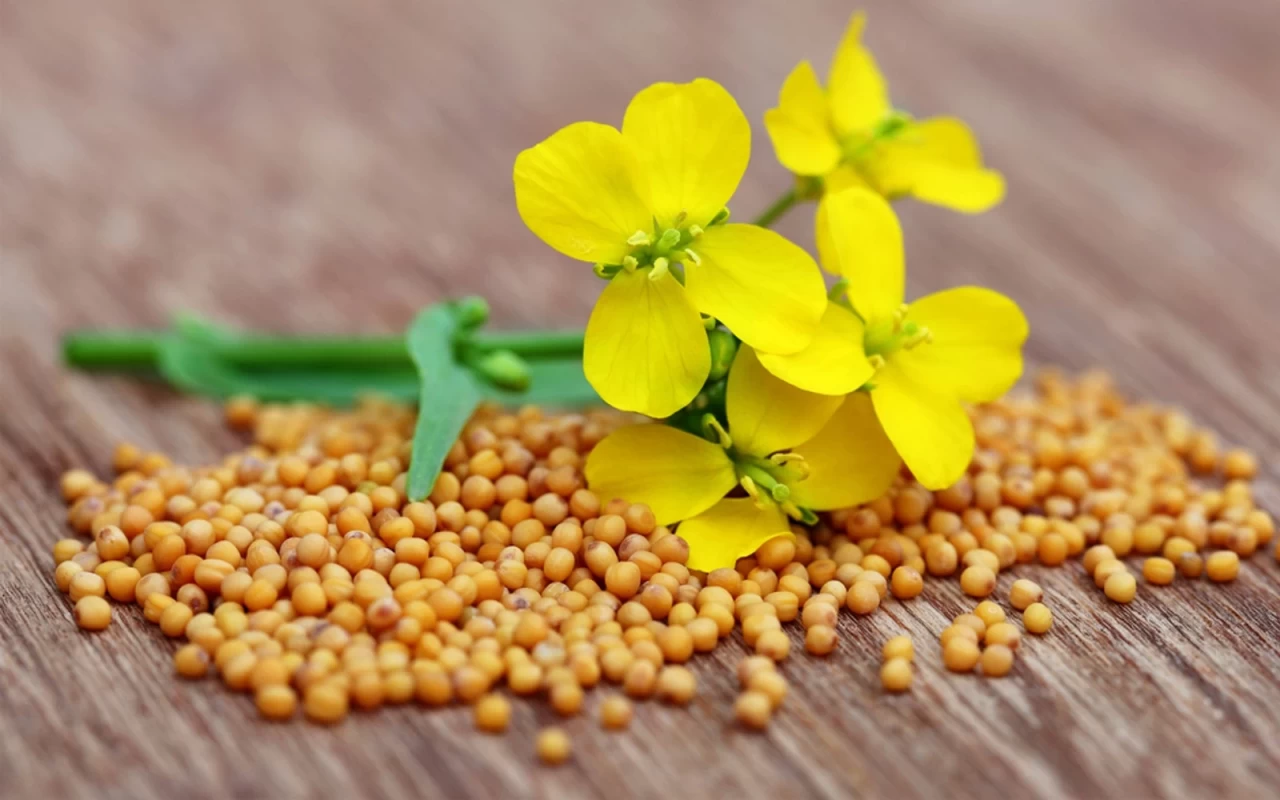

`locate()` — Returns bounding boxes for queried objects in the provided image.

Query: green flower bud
[707,329,738,382]
[452,296,490,330]
[473,348,531,391]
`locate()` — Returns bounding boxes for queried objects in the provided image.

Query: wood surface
[2,1,1278,798]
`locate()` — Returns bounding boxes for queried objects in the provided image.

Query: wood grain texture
[2,0,1278,798]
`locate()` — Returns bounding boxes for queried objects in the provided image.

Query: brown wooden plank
[2,1,1278,798]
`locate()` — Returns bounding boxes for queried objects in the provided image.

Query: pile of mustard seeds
[52,370,1274,763]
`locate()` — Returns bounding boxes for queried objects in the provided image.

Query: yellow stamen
[739,476,767,510]
[649,258,670,281]
[627,230,651,247]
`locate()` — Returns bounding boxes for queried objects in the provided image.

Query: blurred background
[1,0,1277,445]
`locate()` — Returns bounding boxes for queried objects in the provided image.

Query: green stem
[752,188,798,228]
[63,328,585,370]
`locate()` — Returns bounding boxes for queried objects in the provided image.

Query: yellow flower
[764,186,1028,489]
[585,346,899,571]
[514,79,827,419]
[763,12,1004,213]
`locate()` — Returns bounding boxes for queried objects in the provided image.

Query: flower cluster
[513,12,1028,570]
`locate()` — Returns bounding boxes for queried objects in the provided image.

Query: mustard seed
[1142,557,1176,586]
[960,565,996,598]
[536,728,572,765]
[1104,571,1137,603]
[882,635,913,663]
[74,595,111,631]
[984,622,1021,651]
[256,685,298,721]
[656,666,696,705]
[600,695,633,729]
[973,600,1007,628]
[846,581,880,615]
[1008,579,1043,611]
[943,638,981,672]
[734,691,772,730]
[805,625,837,656]
[1206,551,1239,582]
[174,643,210,678]
[880,658,913,692]
[981,644,1015,677]
[474,694,511,733]
[747,670,788,710]
[1023,603,1053,634]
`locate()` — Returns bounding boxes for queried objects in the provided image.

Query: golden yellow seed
[882,635,913,663]
[953,613,987,638]
[74,595,112,631]
[973,600,1007,628]
[551,681,585,715]
[959,565,996,598]
[1205,551,1239,582]
[1104,571,1137,603]
[1093,559,1129,590]
[984,622,1021,651]
[174,643,210,678]
[1082,544,1116,576]
[68,571,106,603]
[804,624,837,656]
[655,665,696,705]
[303,683,349,724]
[1023,603,1053,634]
[1142,557,1176,586]
[536,728,572,765]
[755,629,791,662]
[1222,449,1257,480]
[734,690,772,730]
[943,638,981,672]
[846,581,880,615]
[600,695,634,730]
[981,644,1015,677]
[256,685,298,721]
[473,694,511,733]
[1008,579,1043,611]
[880,657,913,692]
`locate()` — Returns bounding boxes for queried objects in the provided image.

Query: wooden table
[3,1,1278,797]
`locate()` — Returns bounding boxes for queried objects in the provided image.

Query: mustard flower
[764,12,1004,212]
[763,186,1029,489]
[514,79,827,419]
[585,346,900,571]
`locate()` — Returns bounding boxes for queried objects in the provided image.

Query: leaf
[405,304,485,501]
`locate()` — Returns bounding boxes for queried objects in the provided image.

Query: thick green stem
[63,328,585,371]
[752,188,798,228]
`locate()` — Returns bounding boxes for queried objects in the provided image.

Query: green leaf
[405,303,485,501]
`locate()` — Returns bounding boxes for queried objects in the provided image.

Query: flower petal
[685,224,826,356]
[677,498,791,572]
[513,121,652,264]
[816,187,904,323]
[758,302,874,396]
[584,269,710,418]
[585,423,737,526]
[872,118,1004,212]
[726,346,843,458]
[763,62,841,176]
[903,287,1028,403]
[788,392,901,510]
[826,12,890,138]
[871,358,975,490]
[622,79,750,229]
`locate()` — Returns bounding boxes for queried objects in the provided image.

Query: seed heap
[50,370,1272,759]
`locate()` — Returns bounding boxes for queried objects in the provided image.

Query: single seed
[973,600,1006,628]
[959,565,996,598]
[981,644,1015,677]
[1142,557,1176,586]
[74,596,111,631]
[882,635,913,663]
[1008,579,1043,611]
[1104,571,1138,603]
[943,638,981,672]
[473,694,511,733]
[536,728,572,765]
[880,658,913,692]
[1205,551,1239,582]
[1023,603,1053,634]
[734,691,772,730]
[600,695,633,729]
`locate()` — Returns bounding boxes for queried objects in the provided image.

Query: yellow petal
[817,187,904,323]
[871,358,974,490]
[872,118,1004,212]
[903,287,1028,403]
[584,423,737,526]
[788,392,901,510]
[677,498,792,572]
[826,12,890,138]
[726,346,843,458]
[622,79,750,229]
[758,302,874,395]
[583,269,710,418]
[685,224,826,356]
[763,62,841,176]
[513,121,652,264]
